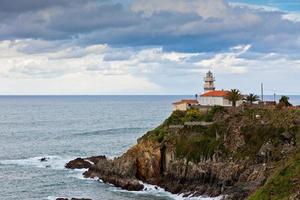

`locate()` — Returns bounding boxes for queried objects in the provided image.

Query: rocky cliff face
[66,106,300,200]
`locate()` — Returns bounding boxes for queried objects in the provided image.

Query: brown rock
[85,156,106,164]
[65,158,92,169]
[71,198,92,200]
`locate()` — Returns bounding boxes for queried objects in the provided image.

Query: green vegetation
[165,110,186,125]
[248,128,300,200]
[249,151,300,200]
[279,95,293,107]
[204,105,226,122]
[140,105,300,198]
[235,125,287,159]
[140,106,226,144]
[175,122,227,162]
[140,124,168,143]
[165,106,226,125]
[183,108,204,122]
[227,89,243,107]
[245,93,260,104]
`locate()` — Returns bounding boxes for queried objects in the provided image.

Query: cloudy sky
[0,0,300,95]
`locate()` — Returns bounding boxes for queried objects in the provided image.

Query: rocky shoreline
[65,106,300,200]
[65,142,261,199]
[56,198,92,200]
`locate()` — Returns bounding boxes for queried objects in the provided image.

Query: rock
[85,155,106,164]
[40,157,47,162]
[56,198,92,200]
[63,108,300,199]
[257,142,273,163]
[65,158,92,169]
[71,198,92,200]
[82,168,99,179]
[101,176,144,191]
[281,143,296,154]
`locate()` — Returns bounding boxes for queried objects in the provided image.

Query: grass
[234,125,288,160]
[138,106,300,199]
[248,127,300,200]
[140,106,225,143]
[248,151,300,200]
[174,122,227,162]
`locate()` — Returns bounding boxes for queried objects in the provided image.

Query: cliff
[66,106,300,199]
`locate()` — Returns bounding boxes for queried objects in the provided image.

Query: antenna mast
[261,83,264,102]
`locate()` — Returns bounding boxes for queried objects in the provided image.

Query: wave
[70,127,149,137]
[1,156,222,200]
[50,127,151,140]
[0,155,92,183]
[0,155,72,170]
[68,170,98,181]
[112,182,223,200]
[69,171,222,200]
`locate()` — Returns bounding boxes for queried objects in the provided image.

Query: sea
[0,95,299,200]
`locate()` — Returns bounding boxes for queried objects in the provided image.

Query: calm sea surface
[0,95,299,200]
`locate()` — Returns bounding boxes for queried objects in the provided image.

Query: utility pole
[274,93,276,103]
[261,83,264,102]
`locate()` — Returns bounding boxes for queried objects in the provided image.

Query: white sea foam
[46,196,57,200]
[112,182,223,200]
[0,155,72,170]
[68,169,98,181]
[1,156,222,200]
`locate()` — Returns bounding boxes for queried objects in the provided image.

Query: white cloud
[282,12,300,22]
[228,2,280,12]
[196,44,251,74]
[1,39,300,94]
[131,0,230,19]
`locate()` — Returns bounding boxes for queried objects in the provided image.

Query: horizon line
[0,94,299,96]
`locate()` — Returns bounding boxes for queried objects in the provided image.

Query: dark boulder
[101,175,144,191]
[40,157,48,162]
[65,158,92,169]
[71,198,92,200]
[56,198,92,200]
[85,156,106,164]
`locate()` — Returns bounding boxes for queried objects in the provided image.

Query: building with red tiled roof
[172,99,198,111]
[200,90,229,97]
[198,72,243,107]
[172,71,243,110]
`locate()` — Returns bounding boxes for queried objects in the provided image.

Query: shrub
[165,110,186,125]
[205,106,226,122]
[183,108,204,122]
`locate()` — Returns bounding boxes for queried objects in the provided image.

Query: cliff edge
[66,106,300,200]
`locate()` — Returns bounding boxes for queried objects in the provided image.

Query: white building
[198,71,243,107]
[172,99,198,111]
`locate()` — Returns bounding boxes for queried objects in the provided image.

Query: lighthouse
[204,70,215,92]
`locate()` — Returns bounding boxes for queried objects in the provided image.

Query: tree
[245,93,259,104]
[279,96,292,107]
[227,89,242,107]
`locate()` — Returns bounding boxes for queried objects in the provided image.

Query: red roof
[173,99,198,105]
[200,90,229,97]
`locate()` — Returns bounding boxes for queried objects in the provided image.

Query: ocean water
[0,95,299,200]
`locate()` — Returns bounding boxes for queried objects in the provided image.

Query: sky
[0,0,300,95]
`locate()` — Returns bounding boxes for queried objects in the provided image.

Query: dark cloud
[0,0,299,54]
[0,0,71,12]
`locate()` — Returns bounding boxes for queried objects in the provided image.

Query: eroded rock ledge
[65,107,300,200]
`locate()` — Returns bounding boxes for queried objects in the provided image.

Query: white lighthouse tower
[204,70,215,93]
